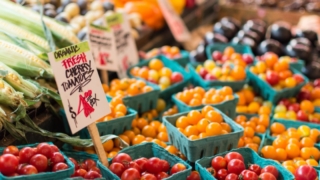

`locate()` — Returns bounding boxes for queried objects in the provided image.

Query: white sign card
[157,0,191,43]
[88,24,118,71]
[106,12,139,79]
[48,41,111,134]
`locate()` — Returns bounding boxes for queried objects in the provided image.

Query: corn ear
[0,40,53,78]
[0,62,41,99]
[0,0,80,48]
[0,79,27,108]
[0,19,50,51]
[0,31,49,61]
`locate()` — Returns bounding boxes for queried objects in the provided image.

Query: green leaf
[37,0,55,52]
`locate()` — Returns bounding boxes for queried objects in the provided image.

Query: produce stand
[0,0,320,179]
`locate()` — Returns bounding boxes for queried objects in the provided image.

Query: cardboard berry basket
[266,119,320,146]
[145,50,190,67]
[106,81,160,114]
[0,142,75,180]
[259,135,320,178]
[246,68,308,104]
[127,55,192,100]
[97,142,192,180]
[187,63,248,92]
[162,108,244,162]
[195,148,294,180]
[171,88,239,119]
[60,96,137,139]
[205,43,255,62]
[62,151,106,180]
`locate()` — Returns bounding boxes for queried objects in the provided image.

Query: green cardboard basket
[162,108,244,162]
[267,119,320,145]
[62,151,106,180]
[247,68,308,104]
[205,43,254,61]
[187,63,248,92]
[172,88,239,119]
[127,55,191,100]
[107,81,160,114]
[0,142,74,180]
[98,142,192,180]
[195,148,294,180]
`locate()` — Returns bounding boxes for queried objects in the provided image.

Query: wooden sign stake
[87,123,109,167]
[100,70,109,84]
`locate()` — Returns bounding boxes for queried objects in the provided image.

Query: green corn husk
[0,0,80,48]
[0,40,53,78]
[0,30,49,61]
[0,79,27,108]
[0,62,41,99]
[0,19,50,51]
[0,105,26,141]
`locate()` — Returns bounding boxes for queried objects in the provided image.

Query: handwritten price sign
[106,12,139,78]
[48,41,111,134]
[88,24,118,72]
[157,0,191,43]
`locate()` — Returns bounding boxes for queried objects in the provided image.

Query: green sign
[53,41,90,62]
[106,13,123,27]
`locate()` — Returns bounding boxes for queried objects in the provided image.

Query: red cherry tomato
[156,172,169,179]
[84,159,96,170]
[78,162,88,171]
[73,168,87,177]
[36,143,53,158]
[224,152,244,163]
[84,170,102,179]
[50,152,65,165]
[249,164,261,175]
[227,159,245,175]
[259,172,276,180]
[19,147,36,163]
[52,162,68,172]
[17,164,26,175]
[206,167,216,176]
[261,166,278,178]
[160,160,170,172]
[242,170,259,180]
[170,163,186,175]
[112,153,132,165]
[3,146,19,156]
[134,158,148,172]
[0,154,19,175]
[50,145,59,153]
[187,171,201,180]
[121,168,141,180]
[141,173,157,180]
[89,166,101,174]
[225,173,238,180]
[124,161,141,173]
[294,165,318,180]
[68,157,78,170]
[217,169,228,180]
[29,154,48,172]
[20,165,38,175]
[109,162,125,177]
[211,156,227,171]
[146,157,163,175]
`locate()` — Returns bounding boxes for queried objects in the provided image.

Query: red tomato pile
[68,157,102,179]
[109,153,188,180]
[207,152,279,180]
[0,143,69,177]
